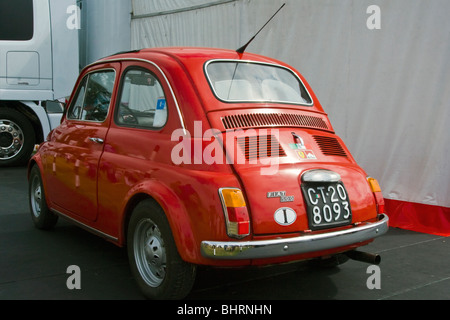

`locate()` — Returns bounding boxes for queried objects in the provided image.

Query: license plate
[301,182,352,230]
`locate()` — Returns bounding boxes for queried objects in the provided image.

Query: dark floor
[1,166,449,303]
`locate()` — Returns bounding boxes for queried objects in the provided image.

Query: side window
[0,0,34,41]
[68,77,87,120]
[67,70,115,122]
[116,68,168,129]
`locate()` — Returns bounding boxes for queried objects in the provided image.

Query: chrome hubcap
[0,119,24,160]
[133,219,166,287]
[31,176,42,218]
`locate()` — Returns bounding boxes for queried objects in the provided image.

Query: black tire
[29,165,58,229]
[0,107,36,167]
[127,199,196,300]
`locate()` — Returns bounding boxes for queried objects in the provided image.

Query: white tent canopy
[131,0,450,233]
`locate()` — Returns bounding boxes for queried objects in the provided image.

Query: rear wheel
[127,199,196,300]
[29,165,58,229]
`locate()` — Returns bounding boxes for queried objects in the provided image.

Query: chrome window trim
[204,59,314,106]
[66,68,116,123]
[87,57,187,135]
[115,67,169,130]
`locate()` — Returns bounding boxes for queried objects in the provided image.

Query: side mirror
[44,100,66,113]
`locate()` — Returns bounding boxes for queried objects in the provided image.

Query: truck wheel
[29,165,58,230]
[127,199,196,300]
[0,108,35,167]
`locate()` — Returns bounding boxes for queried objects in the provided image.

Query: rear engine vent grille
[313,135,347,157]
[236,135,286,161]
[222,113,329,131]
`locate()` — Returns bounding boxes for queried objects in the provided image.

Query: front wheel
[127,199,196,300]
[29,165,58,229]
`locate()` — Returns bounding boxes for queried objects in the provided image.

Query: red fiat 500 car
[28,47,388,299]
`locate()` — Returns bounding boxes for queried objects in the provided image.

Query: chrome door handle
[89,137,104,144]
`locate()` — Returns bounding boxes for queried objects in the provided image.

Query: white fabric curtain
[131,0,450,209]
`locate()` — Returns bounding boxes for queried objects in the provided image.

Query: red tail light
[219,188,250,238]
[367,177,385,214]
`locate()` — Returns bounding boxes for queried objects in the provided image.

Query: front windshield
[206,61,313,105]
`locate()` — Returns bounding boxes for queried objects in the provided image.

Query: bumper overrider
[201,214,389,260]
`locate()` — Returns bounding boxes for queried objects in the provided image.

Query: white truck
[0,0,130,166]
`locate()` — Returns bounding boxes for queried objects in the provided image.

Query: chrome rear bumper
[201,214,389,260]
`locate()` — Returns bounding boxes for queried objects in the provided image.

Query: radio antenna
[236,3,286,54]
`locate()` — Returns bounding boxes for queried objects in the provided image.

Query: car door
[45,63,119,221]
[96,61,180,224]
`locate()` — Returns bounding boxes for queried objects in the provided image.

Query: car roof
[101,47,288,67]
[89,47,321,114]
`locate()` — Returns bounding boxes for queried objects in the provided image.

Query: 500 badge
[301,182,352,230]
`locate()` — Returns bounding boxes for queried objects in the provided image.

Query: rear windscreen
[206,60,313,105]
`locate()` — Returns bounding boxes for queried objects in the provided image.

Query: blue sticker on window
[157,99,166,110]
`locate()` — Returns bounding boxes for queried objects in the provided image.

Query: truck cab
[0,0,131,167]
[0,0,79,166]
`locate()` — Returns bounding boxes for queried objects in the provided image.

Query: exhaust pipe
[345,250,381,265]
